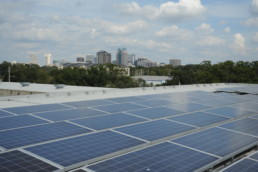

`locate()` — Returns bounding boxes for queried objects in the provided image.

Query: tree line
[0,60,257,88]
[0,62,146,88]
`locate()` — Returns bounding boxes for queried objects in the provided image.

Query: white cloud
[224,27,231,33]
[118,0,206,22]
[250,0,258,16]
[197,36,225,46]
[107,20,148,34]
[196,23,214,34]
[231,33,247,55]
[253,32,258,43]
[243,17,258,27]
[155,25,193,40]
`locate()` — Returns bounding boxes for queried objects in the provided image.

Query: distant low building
[135,58,158,67]
[170,59,181,67]
[132,75,171,85]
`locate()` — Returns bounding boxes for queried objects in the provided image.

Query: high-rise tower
[116,48,128,66]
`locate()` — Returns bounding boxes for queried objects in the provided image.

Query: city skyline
[0,0,258,65]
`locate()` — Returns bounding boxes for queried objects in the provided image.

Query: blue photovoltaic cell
[134,99,177,107]
[71,113,146,130]
[3,103,70,115]
[128,107,184,119]
[0,110,13,118]
[197,98,234,107]
[26,131,145,166]
[231,102,258,112]
[169,112,229,127]
[0,150,58,172]
[63,99,115,108]
[116,119,196,141]
[87,142,218,172]
[223,159,258,172]
[167,103,212,112]
[0,115,49,131]
[220,118,258,137]
[250,152,258,160]
[35,108,107,121]
[107,96,146,103]
[92,103,146,113]
[205,106,255,118]
[173,127,258,157]
[0,122,91,149]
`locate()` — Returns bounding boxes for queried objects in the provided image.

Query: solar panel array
[0,87,258,172]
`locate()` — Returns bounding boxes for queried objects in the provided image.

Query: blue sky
[0,0,258,65]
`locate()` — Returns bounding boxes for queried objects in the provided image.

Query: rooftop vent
[20,82,30,87]
[54,84,65,89]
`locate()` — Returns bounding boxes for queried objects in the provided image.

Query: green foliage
[163,60,258,85]
[1,61,257,88]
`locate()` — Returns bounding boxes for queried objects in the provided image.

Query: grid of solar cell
[222,159,258,172]
[26,131,145,166]
[231,102,258,112]
[250,152,258,160]
[92,103,147,113]
[197,98,235,107]
[134,99,176,107]
[115,119,196,141]
[0,110,13,118]
[0,122,91,149]
[127,107,184,119]
[63,99,115,108]
[205,106,255,118]
[87,142,218,172]
[172,127,258,157]
[167,103,212,112]
[0,115,49,131]
[169,112,229,127]
[219,118,258,137]
[35,108,107,122]
[107,96,146,103]
[3,104,70,115]
[0,150,58,172]
[71,113,146,130]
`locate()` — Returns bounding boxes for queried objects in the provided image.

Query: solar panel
[197,98,235,107]
[168,112,229,127]
[92,103,147,113]
[167,103,212,112]
[250,152,258,160]
[127,107,184,119]
[0,115,49,131]
[63,99,115,108]
[26,131,145,167]
[35,108,107,122]
[107,96,146,103]
[222,159,258,172]
[87,142,218,172]
[219,118,258,137]
[0,150,58,172]
[133,99,177,107]
[172,127,258,157]
[115,119,196,141]
[71,113,146,130]
[231,102,258,112]
[0,122,91,149]
[3,104,70,115]
[205,106,255,118]
[0,110,14,118]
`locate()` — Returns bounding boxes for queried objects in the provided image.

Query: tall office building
[170,59,181,67]
[97,50,111,64]
[127,54,136,65]
[116,48,128,66]
[86,55,95,63]
[77,57,85,63]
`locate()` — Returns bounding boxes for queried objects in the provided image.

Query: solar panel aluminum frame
[56,140,150,172]
[190,140,258,172]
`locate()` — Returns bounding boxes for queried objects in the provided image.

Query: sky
[0,0,258,65]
